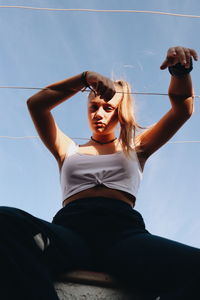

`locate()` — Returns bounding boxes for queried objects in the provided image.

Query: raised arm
[27,72,115,168]
[137,46,198,160]
[27,73,88,168]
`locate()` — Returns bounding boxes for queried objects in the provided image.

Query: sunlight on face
[88,82,123,107]
[87,83,123,134]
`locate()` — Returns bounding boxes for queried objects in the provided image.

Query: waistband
[63,196,134,210]
[53,196,147,232]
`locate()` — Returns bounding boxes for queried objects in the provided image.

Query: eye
[89,104,98,111]
[105,105,114,111]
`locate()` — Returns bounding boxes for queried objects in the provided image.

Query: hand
[86,71,116,101]
[160,46,198,70]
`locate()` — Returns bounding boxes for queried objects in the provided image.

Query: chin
[95,128,105,133]
[90,125,106,133]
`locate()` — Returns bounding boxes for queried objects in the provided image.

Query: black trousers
[0,197,199,299]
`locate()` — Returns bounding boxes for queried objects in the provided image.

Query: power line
[0,86,45,90]
[0,136,39,139]
[0,135,200,144]
[0,86,200,98]
[0,6,200,19]
[167,140,200,144]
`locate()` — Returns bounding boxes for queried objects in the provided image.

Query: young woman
[0,46,199,300]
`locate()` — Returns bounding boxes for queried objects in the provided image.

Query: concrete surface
[54,270,137,300]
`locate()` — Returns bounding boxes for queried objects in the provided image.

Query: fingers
[88,72,116,101]
[98,79,116,101]
[189,48,198,61]
[160,46,198,70]
[160,58,170,70]
[160,47,178,70]
[184,48,192,68]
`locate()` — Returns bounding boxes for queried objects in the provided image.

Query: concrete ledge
[54,270,139,300]
[55,281,135,300]
[58,270,116,287]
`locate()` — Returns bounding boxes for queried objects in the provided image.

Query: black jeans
[0,197,199,299]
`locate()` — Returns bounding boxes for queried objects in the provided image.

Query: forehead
[88,86,123,107]
[88,97,117,108]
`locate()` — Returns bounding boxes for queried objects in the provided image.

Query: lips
[95,122,105,127]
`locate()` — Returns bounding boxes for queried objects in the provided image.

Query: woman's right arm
[27,72,115,168]
[27,73,87,168]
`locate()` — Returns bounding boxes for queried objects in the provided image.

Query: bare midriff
[63,185,136,208]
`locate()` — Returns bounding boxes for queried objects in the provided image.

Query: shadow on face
[87,83,124,134]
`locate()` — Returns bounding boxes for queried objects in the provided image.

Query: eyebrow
[89,101,116,108]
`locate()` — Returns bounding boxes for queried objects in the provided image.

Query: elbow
[26,88,53,111]
[26,96,46,111]
[27,97,32,106]
[27,95,37,108]
[170,95,194,120]
[183,108,193,120]
[26,97,34,110]
[183,97,194,119]
[186,100,194,118]
[174,105,193,122]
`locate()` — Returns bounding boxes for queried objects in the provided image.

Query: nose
[94,106,104,119]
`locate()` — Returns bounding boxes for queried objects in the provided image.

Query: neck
[91,134,117,145]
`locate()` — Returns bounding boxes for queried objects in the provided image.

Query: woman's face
[87,90,122,135]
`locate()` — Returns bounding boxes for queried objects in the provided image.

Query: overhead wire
[0,6,200,19]
[0,86,200,98]
[0,6,199,145]
[0,135,200,144]
[0,87,199,143]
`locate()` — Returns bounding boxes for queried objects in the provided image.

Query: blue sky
[0,0,200,248]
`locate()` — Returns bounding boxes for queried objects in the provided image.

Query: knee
[0,206,28,227]
[0,206,22,216]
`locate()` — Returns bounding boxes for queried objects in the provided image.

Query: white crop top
[60,142,143,204]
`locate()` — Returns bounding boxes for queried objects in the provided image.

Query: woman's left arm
[138,46,198,159]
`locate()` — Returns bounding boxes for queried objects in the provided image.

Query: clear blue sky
[0,0,200,248]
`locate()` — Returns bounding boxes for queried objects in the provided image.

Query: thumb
[160,59,169,70]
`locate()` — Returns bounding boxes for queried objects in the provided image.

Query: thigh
[101,231,200,295]
[0,206,95,299]
[0,206,94,276]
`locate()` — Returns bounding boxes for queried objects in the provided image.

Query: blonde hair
[115,80,142,158]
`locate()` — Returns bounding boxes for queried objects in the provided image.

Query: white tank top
[60,141,143,204]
